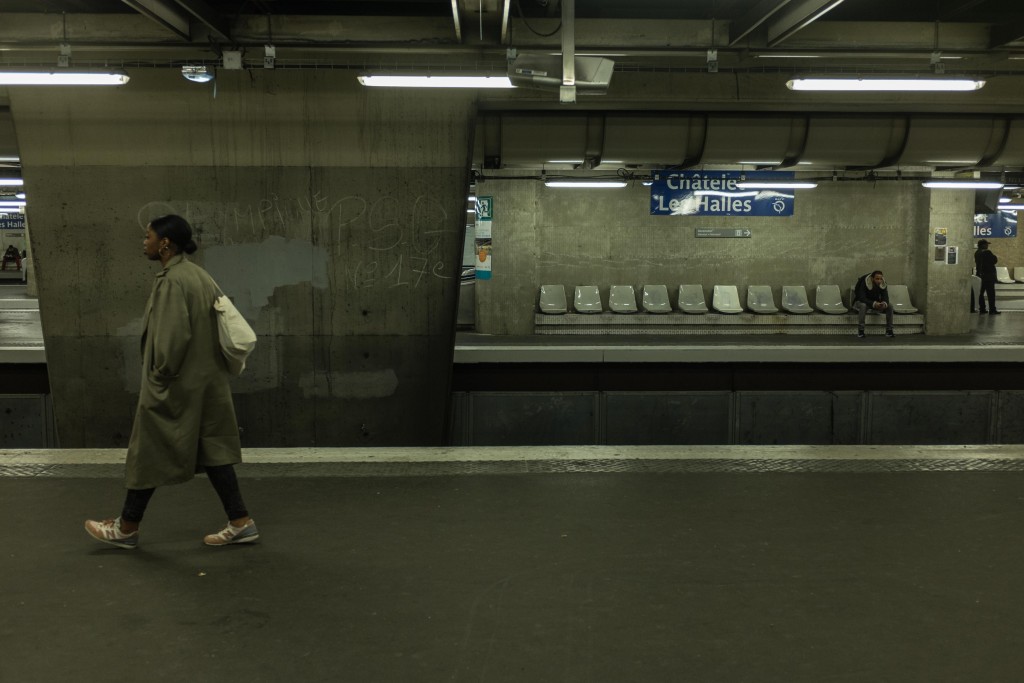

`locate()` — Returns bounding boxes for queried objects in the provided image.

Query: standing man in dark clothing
[974,239,1000,314]
[853,270,895,338]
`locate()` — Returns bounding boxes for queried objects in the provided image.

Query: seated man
[1,244,21,271]
[853,270,894,338]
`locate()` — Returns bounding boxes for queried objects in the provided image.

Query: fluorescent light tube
[921,181,1004,189]
[999,204,1024,210]
[0,179,24,186]
[357,75,514,88]
[787,77,984,92]
[544,180,627,188]
[0,70,129,86]
[735,181,817,189]
[0,200,26,208]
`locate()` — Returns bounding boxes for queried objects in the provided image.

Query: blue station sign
[0,216,25,229]
[651,170,797,217]
[974,211,1017,238]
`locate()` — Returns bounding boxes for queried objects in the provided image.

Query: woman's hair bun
[183,239,198,254]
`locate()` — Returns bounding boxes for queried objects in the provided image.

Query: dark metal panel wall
[452,389,1017,446]
[605,391,731,445]
[0,394,54,447]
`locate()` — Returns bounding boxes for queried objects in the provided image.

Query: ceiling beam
[121,0,231,43]
[938,0,988,21]
[729,0,792,46]
[173,0,232,43]
[501,0,511,44]
[989,16,1024,49]
[764,0,847,47]
[451,0,463,42]
[120,0,191,41]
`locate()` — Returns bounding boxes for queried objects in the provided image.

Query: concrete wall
[475,180,974,335]
[9,69,475,447]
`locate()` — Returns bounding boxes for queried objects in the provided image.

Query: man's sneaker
[885,328,896,338]
[857,329,866,338]
[204,519,259,546]
[991,310,1002,315]
[84,517,138,549]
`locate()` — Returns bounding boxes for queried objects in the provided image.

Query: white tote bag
[213,293,257,376]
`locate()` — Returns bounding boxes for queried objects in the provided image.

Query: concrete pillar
[9,69,475,446]
[924,188,975,335]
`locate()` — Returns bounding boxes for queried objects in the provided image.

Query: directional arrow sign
[695,228,752,238]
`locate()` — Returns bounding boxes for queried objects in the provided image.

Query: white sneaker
[204,519,259,546]
[84,517,138,549]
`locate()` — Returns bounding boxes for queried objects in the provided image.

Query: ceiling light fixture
[181,65,214,83]
[357,75,514,88]
[787,76,985,92]
[0,70,129,86]
[921,180,1004,189]
[0,179,24,187]
[544,180,628,189]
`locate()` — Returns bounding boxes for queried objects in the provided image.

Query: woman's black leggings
[121,464,250,523]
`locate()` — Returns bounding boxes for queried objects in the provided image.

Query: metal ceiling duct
[480,112,1024,171]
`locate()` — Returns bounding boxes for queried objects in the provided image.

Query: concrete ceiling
[0,1,1021,72]
[2,1,1024,175]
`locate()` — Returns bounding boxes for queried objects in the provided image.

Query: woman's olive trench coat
[125,255,242,489]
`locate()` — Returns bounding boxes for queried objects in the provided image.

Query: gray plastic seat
[538,284,567,314]
[781,286,813,314]
[574,286,603,313]
[609,285,638,313]
[887,284,918,314]
[1013,268,1024,283]
[712,285,743,314]
[677,285,709,314]
[997,266,1015,284]
[746,285,778,314]
[814,285,848,314]
[641,285,672,313]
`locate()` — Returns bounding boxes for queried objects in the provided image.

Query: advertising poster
[475,196,492,280]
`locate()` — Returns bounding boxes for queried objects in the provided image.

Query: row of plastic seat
[538,284,919,315]
[996,266,1024,284]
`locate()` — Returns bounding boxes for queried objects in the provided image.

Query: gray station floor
[4,445,1024,683]
[5,284,1024,680]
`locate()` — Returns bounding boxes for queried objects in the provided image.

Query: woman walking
[85,214,258,548]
